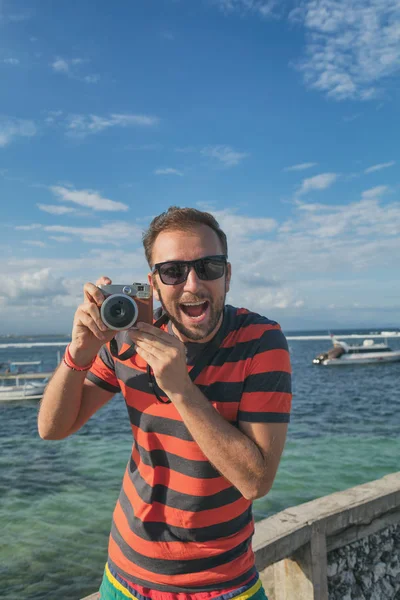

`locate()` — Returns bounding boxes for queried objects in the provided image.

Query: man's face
[148,225,231,343]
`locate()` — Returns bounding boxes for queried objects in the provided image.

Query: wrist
[168,378,197,405]
[67,342,98,369]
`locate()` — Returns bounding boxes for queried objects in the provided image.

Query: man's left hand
[129,323,192,400]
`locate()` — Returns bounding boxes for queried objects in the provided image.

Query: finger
[133,339,180,367]
[83,281,106,306]
[133,337,159,354]
[95,275,112,286]
[129,329,175,348]
[136,322,158,333]
[78,310,107,341]
[135,344,156,365]
[135,322,176,343]
[83,302,108,332]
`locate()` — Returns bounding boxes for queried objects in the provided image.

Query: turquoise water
[1,334,399,599]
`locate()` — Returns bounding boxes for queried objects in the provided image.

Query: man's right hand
[69,276,116,367]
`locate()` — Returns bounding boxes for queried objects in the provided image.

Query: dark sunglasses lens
[159,262,187,284]
[197,259,225,280]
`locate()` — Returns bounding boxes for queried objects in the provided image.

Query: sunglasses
[152,255,227,286]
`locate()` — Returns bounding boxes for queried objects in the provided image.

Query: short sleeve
[86,344,121,393]
[238,327,292,423]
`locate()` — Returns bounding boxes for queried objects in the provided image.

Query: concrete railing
[82,472,400,600]
[255,472,400,599]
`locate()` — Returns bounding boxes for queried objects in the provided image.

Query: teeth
[181,301,206,306]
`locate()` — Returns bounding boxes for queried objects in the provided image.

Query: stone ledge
[253,471,400,571]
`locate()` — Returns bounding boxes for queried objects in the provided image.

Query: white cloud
[44,110,63,125]
[290,0,400,100]
[66,113,158,137]
[2,58,19,65]
[0,249,152,333]
[7,196,400,331]
[283,162,317,172]
[215,0,278,18]
[296,201,333,213]
[361,185,389,200]
[7,248,147,276]
[37,204,77,215]
[0,117,36,147]
[52,58,70,73]
[154,168,183,176]
[201,145,249,167]
[217,198,400,323]
[297,172,338,195]
[49,236,72,243]
[83,74,100,84]
[43,221,143,244]
[49,186,129,212]
[284,193,400,241]
[364,161,396,174]
[51,57,99,83]
[175,146,197,153]
[213,209,277,238]
[0,10,30,23]
[15,224,42,231]
[23,240,46,248]
[230,283,303,313]
[1,268,66,300]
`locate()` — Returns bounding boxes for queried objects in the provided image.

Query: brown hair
[142,206,228,267]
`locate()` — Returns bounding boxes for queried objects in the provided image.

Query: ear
[148,272,160,301]
[225,262,232,294]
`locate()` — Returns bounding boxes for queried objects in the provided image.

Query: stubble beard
[155,283,227,342]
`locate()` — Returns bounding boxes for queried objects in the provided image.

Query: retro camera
[98,283,153,331]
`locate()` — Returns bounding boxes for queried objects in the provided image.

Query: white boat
[0,361,52,401]
[313,337,400,366]
[380,331,400,337]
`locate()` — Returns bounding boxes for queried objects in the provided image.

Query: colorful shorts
[99,564,268,600]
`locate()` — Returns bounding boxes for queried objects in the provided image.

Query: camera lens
[101,294,138,330]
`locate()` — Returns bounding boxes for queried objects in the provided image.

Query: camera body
[98,283,153,331]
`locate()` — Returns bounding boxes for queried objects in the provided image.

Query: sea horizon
[1,325,399,341]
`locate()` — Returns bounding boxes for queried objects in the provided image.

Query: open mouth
[179,300,209,320]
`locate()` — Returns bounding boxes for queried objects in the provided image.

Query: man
[38,206,292,600]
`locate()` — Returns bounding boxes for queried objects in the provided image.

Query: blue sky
[1,0,400,334]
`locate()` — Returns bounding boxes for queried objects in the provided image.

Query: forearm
[171,384,267,500]
[38,360,87,440]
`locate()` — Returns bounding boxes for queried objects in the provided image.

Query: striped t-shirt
[87,304,292,593]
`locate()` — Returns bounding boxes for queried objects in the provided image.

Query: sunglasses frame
[152,255,227,285]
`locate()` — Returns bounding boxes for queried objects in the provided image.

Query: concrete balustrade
[255,472,400,599]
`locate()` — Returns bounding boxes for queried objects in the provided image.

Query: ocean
[1,330,399,600]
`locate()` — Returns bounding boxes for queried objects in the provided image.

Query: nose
[182,265,203,293]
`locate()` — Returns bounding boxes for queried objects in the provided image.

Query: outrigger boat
[0,360,52,402]
[313,336,400,366]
